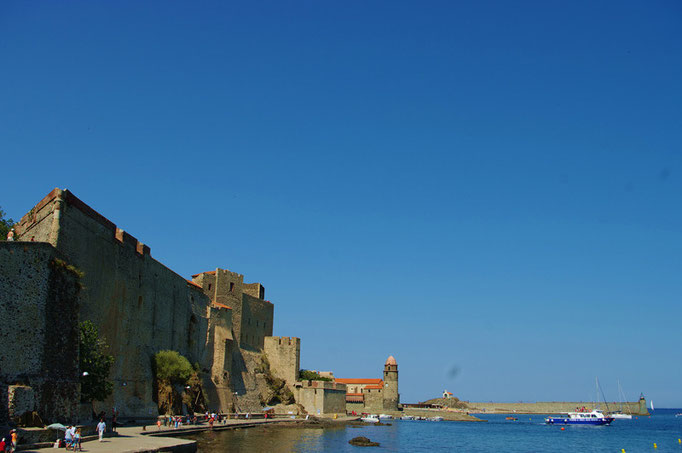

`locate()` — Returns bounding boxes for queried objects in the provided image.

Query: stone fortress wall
[263,337,300,387]
[191,269,273,350]
[1,188,348,421]
[466,399,648,415]
[9,189,237,417]
[0,242,81,424]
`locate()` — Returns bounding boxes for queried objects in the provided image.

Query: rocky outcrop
[349,436,380,447]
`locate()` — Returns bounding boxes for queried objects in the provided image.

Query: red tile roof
[364,384,384,390]
[335,378,383,385]
[186,280,203,290]
[191,270,216,278]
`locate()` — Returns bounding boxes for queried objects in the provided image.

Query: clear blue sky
[2,1,681,406]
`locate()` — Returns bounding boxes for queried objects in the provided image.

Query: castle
[0,188,398,424]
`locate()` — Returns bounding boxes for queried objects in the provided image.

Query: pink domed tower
[382,355,399,411]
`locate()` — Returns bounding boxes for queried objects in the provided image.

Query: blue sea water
[194,409,682,452]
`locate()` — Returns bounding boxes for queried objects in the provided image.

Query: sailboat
[610,380,633,420]
[650,400,654,412]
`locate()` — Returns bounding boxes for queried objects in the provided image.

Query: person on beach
[97,418,106,441]
[157,419,162,430]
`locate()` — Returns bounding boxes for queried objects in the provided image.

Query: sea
[190,409,682,452]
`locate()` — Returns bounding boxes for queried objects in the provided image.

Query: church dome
[385,355,397,366]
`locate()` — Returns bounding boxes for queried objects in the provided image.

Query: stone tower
[382,355,399,411]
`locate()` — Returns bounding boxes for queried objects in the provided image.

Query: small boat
[506,416,518,421]
[378,414,393,420]
[545,410,614,426]
[609,411,633,420]
[361,415,379,423]
[400,415,414,420]
[428,416,444,421]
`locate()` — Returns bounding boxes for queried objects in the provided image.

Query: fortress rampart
[0,243,81,423]
[263,337,300,387]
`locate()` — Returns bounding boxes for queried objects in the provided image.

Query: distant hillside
[423,397,469,409]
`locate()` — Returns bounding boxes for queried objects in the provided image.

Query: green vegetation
[153,350,194,383]
[152,350,205,415]
[299,369,332,381]
[0,206,14,240]
[79,321,115,404]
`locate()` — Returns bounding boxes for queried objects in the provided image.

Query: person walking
[97,418,106,441]
[6,229,14,241]
[74,428,82,452]
[64,426,73,451]
[10,430,17,453]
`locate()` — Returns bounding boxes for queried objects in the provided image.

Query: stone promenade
[21,418,309,453]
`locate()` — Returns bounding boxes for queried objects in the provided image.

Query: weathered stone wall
[0,242,80,423]
[192,269,274,351]
[240,294,273,349]
[13,189,214,417]
[363,388,384,412]
[295,381,347,415]
[263,337,300,387]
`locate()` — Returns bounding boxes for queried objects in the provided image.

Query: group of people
[575,406,589,412]
[62,426,82,451]
[0,430,18,453]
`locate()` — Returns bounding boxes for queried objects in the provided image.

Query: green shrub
[299,369,332,381]
[153,350,194,384]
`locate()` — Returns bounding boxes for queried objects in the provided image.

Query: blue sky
[2,1,681,406]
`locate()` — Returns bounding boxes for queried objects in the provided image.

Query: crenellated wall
[13,189,214,417]
[263,336,300,388]
[295,381,347,415]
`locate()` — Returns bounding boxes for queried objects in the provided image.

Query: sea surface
[191,409,682,452]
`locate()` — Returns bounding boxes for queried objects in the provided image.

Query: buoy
[678,438,681,444]
[621,449,625,453]
[653,443,657,449]
[561,427,565,431]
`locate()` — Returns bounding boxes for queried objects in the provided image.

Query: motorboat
[428,416,444,421]
[378,414,393,420]
[361,414,379,423]
[506,416,518,421]
[400,415,414,420]
[545,410,614,426]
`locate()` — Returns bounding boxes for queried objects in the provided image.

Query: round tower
[382,355,399,411]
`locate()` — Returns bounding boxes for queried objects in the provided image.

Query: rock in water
[349,436,380,447]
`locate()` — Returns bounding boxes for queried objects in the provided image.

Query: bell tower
[382,355,399,411]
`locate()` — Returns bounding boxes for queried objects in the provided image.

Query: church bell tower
[382,355,399,411]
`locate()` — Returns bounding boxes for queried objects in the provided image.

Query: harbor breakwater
[466,400,648,415]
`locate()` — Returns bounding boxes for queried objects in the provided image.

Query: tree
[153,350,194,384]
[79,321,115,404]
[299,369,332,381]
[0,206,14,240]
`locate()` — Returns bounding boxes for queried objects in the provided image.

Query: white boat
[361,414,379,423]
[650,400,654,412]
[428,416,444,421]
[378,414,393,420]
[545,410,614,425]
[400,415,414,420]
[608,380,633,419]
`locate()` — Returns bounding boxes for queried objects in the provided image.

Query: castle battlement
[15,188,151,257]
[267,336,300,346]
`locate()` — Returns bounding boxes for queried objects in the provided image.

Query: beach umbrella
[46,423,67,430]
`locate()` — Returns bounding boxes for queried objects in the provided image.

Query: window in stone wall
[230,282,234,292]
